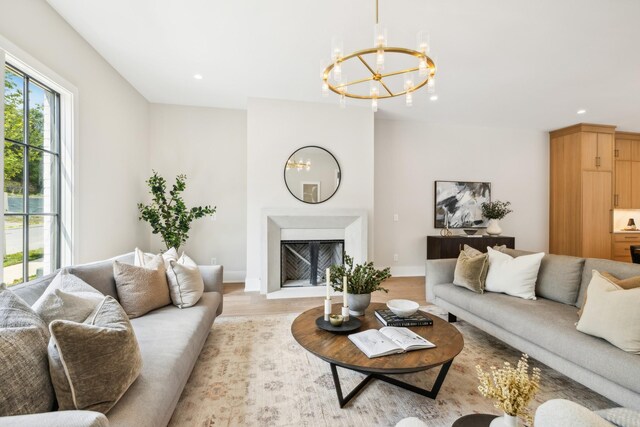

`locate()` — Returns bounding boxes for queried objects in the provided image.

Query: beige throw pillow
[32,270,103,325]
[578,271,640,317]
[113,254,171,318]
[48,296,143,413]
[453,246,488,293]
[167,253,204,308]
[576,270,640,353]
[0,287,55,416]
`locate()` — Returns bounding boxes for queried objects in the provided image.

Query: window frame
[4,62,62,283]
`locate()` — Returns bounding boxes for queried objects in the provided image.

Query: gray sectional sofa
[426,248,640,410]
[1,253,223,427]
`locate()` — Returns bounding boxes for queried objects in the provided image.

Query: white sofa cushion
[485,247,544,300]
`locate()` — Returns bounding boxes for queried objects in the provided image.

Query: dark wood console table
[426,235,515,259]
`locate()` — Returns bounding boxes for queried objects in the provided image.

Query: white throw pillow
[166,253,204,308]
[134,247,178,268]
[577,270,640,353]
[32,271,103,324]
[484,247,544,300]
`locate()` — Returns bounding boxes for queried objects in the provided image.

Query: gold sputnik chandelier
[322,0,437,112]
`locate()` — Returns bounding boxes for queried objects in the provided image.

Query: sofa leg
[447,313,457,323]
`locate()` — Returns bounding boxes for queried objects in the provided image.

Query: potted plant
[481,200,513,236]
[138,171,216,252]
[329,254,391,316]
[476,354,541,427]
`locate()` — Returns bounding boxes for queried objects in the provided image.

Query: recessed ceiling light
[193,74,203,80]
[577,109,586,114]
[430,95,438,101]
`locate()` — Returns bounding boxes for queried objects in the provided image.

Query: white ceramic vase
[486,219,502,236]
[489,414,518,427]
[348,293,371,316]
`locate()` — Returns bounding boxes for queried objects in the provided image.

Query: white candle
[343,275,348,307]
[326,268,331,299]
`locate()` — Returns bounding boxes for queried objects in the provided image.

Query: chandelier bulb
[376,50,385,70]
[406,92,413,107]
[333,63,342,81]
[427,77,435,93]
[371,98,378,112]
[339,94,346,109]
[322,82,329,97]
[418,59,429,77]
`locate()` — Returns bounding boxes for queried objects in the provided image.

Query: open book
[348,327,436,359]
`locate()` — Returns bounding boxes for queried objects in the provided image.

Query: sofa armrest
[0,410,108,427]
[425,259,457,303]
[199,265,223,315]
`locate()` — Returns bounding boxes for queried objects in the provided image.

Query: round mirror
[284,146,341,204]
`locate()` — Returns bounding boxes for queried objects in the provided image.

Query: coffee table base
[329,360,453,408]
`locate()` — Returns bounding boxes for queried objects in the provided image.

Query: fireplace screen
[280,240,344,287]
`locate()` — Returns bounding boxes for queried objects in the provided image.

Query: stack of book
[374,309,433,327]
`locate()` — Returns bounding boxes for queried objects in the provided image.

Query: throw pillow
[576,270,640,353]
[484,247,544,300]
[462,244,483,257]
[134,247,179,268]
[167,253,204,308]
[113,254,171,318]
[0,286,55,416]
[32,270,103,325]
[578,271,640,317]
[453,248,488,293]
[48,296,143,413]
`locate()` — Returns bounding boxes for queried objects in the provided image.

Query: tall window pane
[4,68,23,143]
[3,64,60,286]
[4,142,24,213]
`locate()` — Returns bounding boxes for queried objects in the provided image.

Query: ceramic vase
[348,293,371,316]
[486,219,502,236]
[489,413,518,427]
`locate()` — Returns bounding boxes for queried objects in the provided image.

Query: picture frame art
[434,181,491,229]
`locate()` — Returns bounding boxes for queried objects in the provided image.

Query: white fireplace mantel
[261,208,368,295]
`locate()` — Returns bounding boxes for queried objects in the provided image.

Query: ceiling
[47,0,640,131]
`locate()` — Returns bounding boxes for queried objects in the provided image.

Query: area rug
[169,307,614,427]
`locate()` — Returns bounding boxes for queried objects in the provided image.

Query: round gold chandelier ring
[322,46,436,99]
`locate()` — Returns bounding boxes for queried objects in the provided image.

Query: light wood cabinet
[549,124,615,258]
[612,234,640,263]
[615,160,632,208]
[614,132,640,209]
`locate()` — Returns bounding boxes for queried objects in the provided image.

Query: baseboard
[223,270,246,283]
[244,277,261,292]
[389,265,425,277]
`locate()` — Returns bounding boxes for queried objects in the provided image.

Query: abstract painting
[434,181,491,228]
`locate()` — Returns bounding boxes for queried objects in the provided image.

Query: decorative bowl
[464,229,478,235]
[329,314,344,326]
[386,299,419,318]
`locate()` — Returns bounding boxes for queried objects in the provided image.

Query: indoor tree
[138,171,216,251]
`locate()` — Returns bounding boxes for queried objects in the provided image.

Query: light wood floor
[220,276,427,317]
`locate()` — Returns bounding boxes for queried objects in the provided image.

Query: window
[3,63,60,285]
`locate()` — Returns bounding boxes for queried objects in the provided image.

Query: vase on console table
[490,413,518,427]
[486,219,502,236]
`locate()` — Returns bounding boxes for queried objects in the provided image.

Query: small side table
[452,414,498,427]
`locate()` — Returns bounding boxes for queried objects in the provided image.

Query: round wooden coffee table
[291,302,464,407]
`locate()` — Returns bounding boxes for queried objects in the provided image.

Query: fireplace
[281,240,344,287]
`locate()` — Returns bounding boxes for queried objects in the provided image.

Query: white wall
[148,104,247,282]
[0,0,149,264]
[246,98,374,291]
[374,119,549,275]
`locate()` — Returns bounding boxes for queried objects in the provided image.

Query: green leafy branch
[137,171,216,251]
[329,254,391,295]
